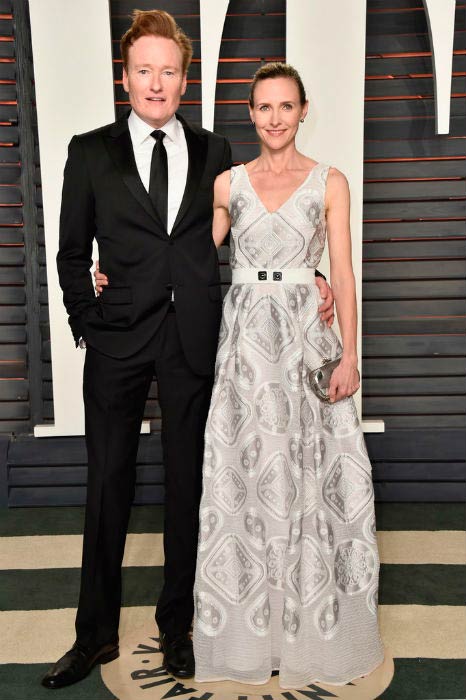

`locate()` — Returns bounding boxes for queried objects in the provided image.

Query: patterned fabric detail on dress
[193,163,384,688]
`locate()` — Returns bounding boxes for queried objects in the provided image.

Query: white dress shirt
[128,110,188,234]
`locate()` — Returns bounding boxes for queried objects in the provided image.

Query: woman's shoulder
[215,168,232,181]
[298,155,344,180]
[326,166,349,191]
[326,165,347,181]
[324,167,350,208]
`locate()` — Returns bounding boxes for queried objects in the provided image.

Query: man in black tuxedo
[42,10,334,689]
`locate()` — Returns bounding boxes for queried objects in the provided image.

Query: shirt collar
[128,110,181,147]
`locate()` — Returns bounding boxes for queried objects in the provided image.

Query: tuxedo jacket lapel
[103,113,207,237]
[171,116,208,235]
[104,115,167,234]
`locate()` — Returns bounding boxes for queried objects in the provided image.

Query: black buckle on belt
[258,271,267,280]
[273,271,282,281]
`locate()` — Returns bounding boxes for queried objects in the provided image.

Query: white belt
[231,268,316,283]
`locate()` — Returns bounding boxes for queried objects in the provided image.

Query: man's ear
[122,67,129,94]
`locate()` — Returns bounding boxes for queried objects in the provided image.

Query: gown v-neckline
[241,162,319,215]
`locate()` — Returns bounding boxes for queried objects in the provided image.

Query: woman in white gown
[193,63,384,688]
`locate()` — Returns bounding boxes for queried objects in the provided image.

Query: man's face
[122,35,187,128]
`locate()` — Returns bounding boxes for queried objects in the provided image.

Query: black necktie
[149,129,168,230]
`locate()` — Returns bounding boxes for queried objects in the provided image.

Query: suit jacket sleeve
[56,136,99,345]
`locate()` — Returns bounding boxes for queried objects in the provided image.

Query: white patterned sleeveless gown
[193,163,384,688]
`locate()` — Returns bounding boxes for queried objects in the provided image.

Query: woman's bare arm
[325,168,360,402]
[212,170,231,249]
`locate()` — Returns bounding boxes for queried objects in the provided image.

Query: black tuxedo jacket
[57,113,232,376]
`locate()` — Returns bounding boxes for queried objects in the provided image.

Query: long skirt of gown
[193,279,384,688]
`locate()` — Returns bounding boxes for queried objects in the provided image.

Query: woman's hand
[94,260,109,295]
[315,276,335,327]
[328,357,360,403]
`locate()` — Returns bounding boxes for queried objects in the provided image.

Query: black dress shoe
[41,641,119,689]
[159,632,195,678]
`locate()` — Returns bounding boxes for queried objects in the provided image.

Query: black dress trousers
[75,311,214,648]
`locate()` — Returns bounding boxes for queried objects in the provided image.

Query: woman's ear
[301,99,309,121]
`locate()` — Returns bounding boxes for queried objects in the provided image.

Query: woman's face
[249,77,308,152]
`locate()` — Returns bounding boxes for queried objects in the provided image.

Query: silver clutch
[308,355,342,401]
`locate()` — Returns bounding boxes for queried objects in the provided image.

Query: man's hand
[315,276,335,327]
[94,260,109,295]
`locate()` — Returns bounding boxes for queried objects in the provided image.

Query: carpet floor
[0,503,464,700]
